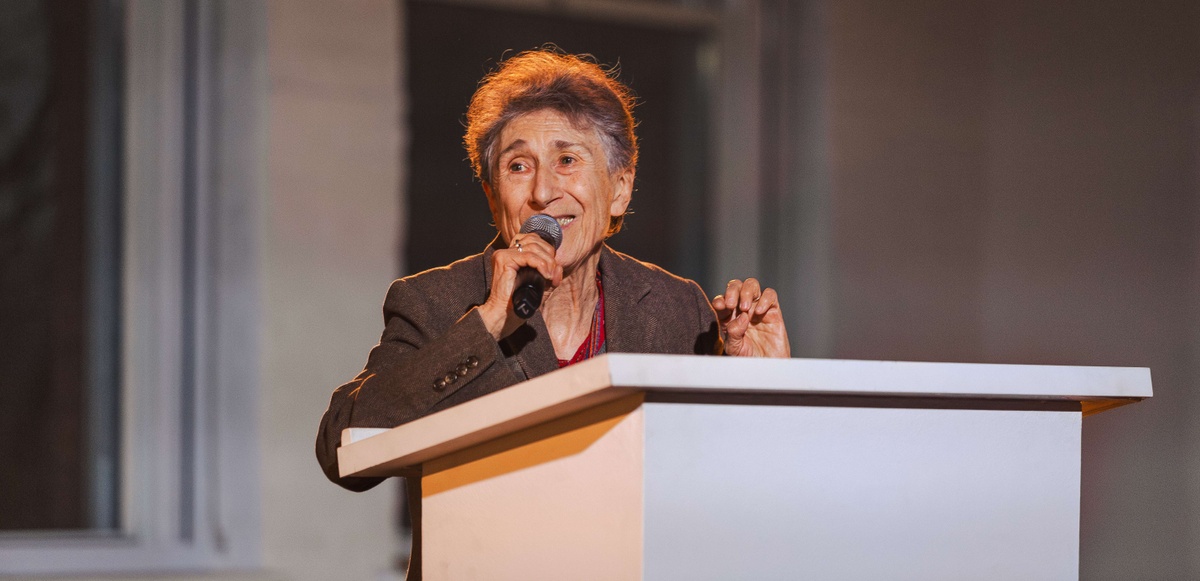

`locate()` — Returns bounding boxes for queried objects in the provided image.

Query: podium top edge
[336,354,1150,477]
[600,353,1152,398]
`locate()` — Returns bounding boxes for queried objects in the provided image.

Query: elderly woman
[317,50,789,492]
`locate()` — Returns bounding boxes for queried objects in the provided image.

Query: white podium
[338,354,1150,580]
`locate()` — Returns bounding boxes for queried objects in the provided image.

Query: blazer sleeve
[315,277,524,492]
[689,279,725,356]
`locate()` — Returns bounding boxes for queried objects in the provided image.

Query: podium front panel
[420,396,646,580]
[642,403,1081,580]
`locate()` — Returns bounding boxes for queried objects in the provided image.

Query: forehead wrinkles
[493,120,604,169]
[484,109,619,180]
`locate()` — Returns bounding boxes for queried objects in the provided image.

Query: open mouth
[555,216,576,229]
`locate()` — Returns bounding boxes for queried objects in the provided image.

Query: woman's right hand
[478,232,562,340]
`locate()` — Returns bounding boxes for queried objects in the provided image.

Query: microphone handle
[512,266,546,319]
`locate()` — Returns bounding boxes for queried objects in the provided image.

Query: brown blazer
[316,241,721,492]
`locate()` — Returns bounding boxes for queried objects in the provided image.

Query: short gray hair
[464,48,638,235]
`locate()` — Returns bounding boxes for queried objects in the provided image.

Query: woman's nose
[531,167,561,208]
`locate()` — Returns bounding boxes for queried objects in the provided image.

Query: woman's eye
[560,155,576,165]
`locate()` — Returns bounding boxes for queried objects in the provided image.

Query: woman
[317,49,789,492]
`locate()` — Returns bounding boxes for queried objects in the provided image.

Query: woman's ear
[609,167,634,216]
[482,181,499,216]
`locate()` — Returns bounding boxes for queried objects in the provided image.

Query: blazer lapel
[515,312,560,377]
[599,246,652,353]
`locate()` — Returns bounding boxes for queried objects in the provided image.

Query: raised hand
[478,233,562,340]
[711,278,790,358]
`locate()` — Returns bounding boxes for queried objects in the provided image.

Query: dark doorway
[404,0,712,282]
[0,0,122,532]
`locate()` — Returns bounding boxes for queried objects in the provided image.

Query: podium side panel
[643,404,1081,581]
[420,396,645,581]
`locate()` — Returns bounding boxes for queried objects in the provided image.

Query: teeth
[556,217,575,227]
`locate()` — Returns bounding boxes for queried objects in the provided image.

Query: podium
[338,354,1150,580]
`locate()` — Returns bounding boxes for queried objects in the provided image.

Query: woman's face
[485,109,633,275]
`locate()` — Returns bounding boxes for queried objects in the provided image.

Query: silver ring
[515,242,523,253]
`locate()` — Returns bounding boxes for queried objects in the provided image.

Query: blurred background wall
[818,3,1199,578]
[0,0,1195,579]
[264,0,403,579]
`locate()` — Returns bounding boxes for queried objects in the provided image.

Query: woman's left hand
[711,278,791,358]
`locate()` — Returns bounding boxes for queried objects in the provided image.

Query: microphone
[512,214,563,319]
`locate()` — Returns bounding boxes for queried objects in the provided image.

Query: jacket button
[456,364,469,377]
[444,373,457,384]
[467,356,479,368]
[433,378,447,391]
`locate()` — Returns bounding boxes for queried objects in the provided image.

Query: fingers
[711,279,742,318]
[713,278,773,320]
[737,278,762,313]
[501,233,561,284]
[724,305,751,338]
[710,277,790,358]
[712,294,730,319]
[752,287,780,319]
[480,235,562,340]
[717,279,740,313]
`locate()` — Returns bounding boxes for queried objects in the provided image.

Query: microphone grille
[520,214,563,249]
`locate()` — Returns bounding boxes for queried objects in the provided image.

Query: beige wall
[263,0,403,579]
[6,2,406,579]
